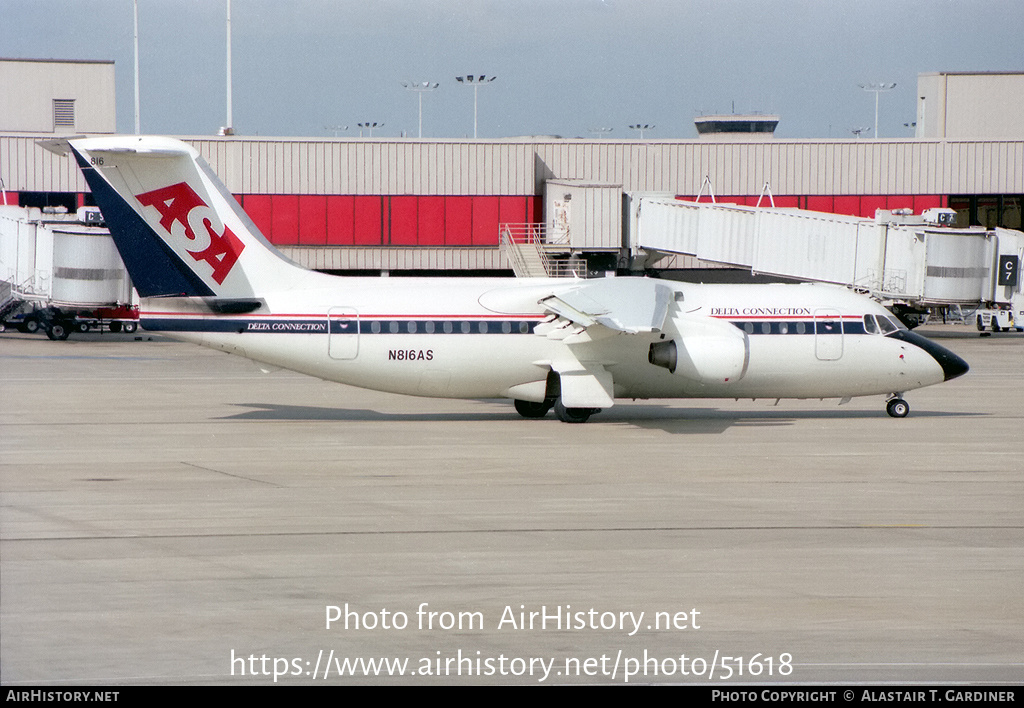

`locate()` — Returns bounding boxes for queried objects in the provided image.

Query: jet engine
[648,314,750,384]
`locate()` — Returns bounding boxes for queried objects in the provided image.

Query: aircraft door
[328,307,359,360]
[814,309,843,361]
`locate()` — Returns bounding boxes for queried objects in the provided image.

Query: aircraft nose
[935,346,970,381]
[891,330,969,381]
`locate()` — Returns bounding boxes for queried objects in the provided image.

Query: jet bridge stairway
[500,225,588,278]
[0,281,21,322]
[500,225,549,277]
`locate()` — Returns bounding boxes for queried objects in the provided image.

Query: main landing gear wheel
[553,400,599,424]
[514,399,553,419]
[886,398,910,418]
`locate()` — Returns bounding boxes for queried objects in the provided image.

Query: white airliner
[63,136,967,422]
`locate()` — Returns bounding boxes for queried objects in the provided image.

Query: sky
[2,0,1022,140]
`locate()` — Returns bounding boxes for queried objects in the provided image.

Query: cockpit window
[864,313,907,334]
[877,315,901,334]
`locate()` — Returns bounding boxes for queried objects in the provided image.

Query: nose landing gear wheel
[886,398,910,418]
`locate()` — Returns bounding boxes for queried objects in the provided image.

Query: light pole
[456,75,496,138]
[222,0,233,136]
[133,0,140,134]
[220,0,234,135]
[629,124,655,139]
[401,81,438,138]
[850,127,871,139]
[358,122,383,137]
[859,82,896,139]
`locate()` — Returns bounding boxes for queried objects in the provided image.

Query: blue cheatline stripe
[355,319,536,335]
[729,320,866,335]
[141,317,869,336]
[139,317,539,334]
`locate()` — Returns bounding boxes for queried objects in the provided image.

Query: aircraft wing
[536,279,673,408]
[482,278,674,408]
[537,278,674,334]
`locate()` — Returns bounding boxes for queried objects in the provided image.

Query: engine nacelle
[648,314,749,383]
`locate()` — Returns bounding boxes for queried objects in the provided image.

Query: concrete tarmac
[1,326,1021,685]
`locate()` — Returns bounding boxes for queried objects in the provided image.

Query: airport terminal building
[2,62,1022,276]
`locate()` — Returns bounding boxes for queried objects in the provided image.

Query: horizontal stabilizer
[204,298,264,314]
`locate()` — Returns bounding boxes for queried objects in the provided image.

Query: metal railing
[500,224,553,277]
[864,267,909,297]
[500,223,547,246]
[499,226,533,277]
[499,224,587,278]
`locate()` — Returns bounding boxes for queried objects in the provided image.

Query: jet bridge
[633,197,1024,308]
[0,205,137,337]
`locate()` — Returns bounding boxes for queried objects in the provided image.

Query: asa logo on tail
[136,182,245,284]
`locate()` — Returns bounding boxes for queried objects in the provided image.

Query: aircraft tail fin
[68,136,303,298]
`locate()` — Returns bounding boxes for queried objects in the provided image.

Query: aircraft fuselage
[141,278,956,403]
